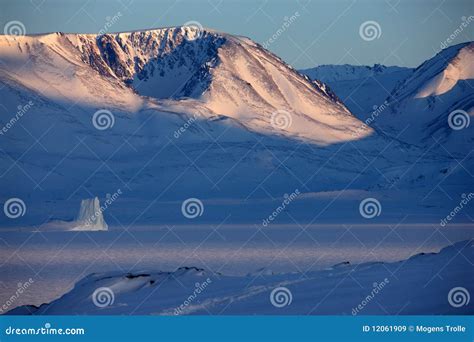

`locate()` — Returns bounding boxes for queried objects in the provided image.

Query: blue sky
[2,0,473,68]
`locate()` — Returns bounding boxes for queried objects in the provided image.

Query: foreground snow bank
[9,240,473,315]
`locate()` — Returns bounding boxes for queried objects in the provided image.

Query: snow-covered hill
[9,239,473,315]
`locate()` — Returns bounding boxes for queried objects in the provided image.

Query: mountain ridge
[0,27,373,144]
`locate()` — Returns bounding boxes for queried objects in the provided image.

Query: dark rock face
[73,28,227,100]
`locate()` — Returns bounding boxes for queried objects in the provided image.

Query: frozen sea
[1,223,473,311]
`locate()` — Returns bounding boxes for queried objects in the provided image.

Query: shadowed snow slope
[9,239,473,315]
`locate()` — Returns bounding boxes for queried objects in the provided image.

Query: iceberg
[72,197,108,231]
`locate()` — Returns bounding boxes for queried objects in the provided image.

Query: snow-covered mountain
[0,28,371,144]
[383,42,474,151]
[0,28,470,226]
[301,43,474,154]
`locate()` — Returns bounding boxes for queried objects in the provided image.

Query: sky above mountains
[1,0,473,69]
